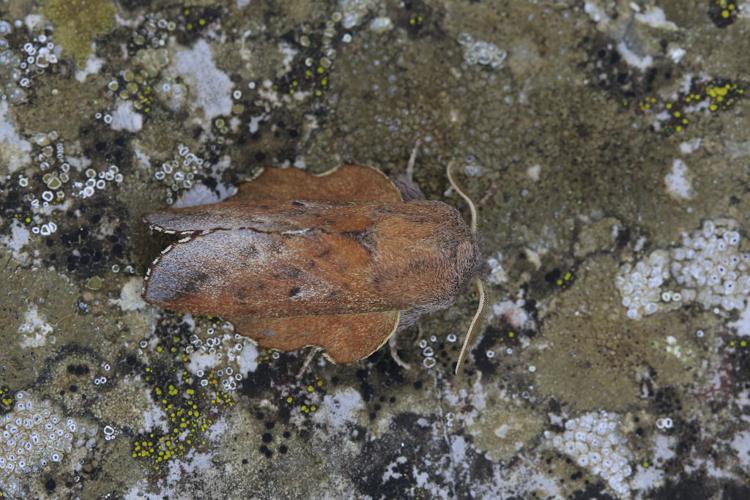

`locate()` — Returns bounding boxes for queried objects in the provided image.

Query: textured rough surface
[1,0,750,498]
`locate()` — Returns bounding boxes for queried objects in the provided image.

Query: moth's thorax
[370,200,481,309]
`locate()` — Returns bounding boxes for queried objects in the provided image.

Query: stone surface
[1,0,750,498]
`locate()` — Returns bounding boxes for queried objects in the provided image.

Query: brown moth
[142,163,485,373]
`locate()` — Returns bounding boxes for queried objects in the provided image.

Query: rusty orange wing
[228,311,400,364]
[234,163,403,203]
[144,224,402,317]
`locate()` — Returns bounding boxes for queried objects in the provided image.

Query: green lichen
[43,0,116,67]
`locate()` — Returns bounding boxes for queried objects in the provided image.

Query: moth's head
[445,161,489,287]
[454,233,485,289]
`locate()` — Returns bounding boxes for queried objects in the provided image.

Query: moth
[142,161,485,374]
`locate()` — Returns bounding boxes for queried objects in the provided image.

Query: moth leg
[394,139,426,202]
[388,335,411,371]
[406,138,420,182]
[296,346,323,379]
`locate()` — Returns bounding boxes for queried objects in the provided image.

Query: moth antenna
[455,278,486,376]
[446,160,478,235]
[447,160,484,375]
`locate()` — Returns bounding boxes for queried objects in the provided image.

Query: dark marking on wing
[342,229,377,254]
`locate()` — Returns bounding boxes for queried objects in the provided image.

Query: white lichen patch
[584,1,611,24]
[110,277,146,311]
[110,101,143,132]
[492,294,535,331]
[527,164,542,181]
[664,159,693,200]
[729,301,750,337]
[630,463,665,494]
[616,40,653,70]
[1,220,31,264]
[486,252,508,285]
[548,411,633,497]
[458,33,507,69]
[731,430,750,472]
[236,340,258,375]
[173,181,235,208]
[141,389,169,434]
[187,350,221,375]
[339,0,380,29]
[669,46,686,63]
[679,138,702,155]
[277,41,298,74]
[183,324,254,391]
[18,305,54,348]
[616,219,749,320]
[0,391,95,497]
[0,100,32,174]
[313,387,364,431]
[172,40,233,122]
[369,16,393,33]
[635,7,678,30]
[74,54,104,82]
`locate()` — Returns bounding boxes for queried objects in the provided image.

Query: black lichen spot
[615,226,631,248]
[652,386,682,414]
[288,286,301,298]
[398,0,437,37]
[118,0,151,9]
[66,364,90,376]
[722,481,750,500]
[708,1,738,28]
[259,444,273,459]
[545,268,562,285]
[571,482,616,500]
[653,473,713,499]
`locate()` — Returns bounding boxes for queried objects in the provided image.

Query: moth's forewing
[146,201,373,234]
[145,164,401,234]
[234,164,402,203]
[228,310,400,364]
[144,226,392,317]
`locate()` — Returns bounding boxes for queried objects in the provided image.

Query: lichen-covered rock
[1,0,750,498]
